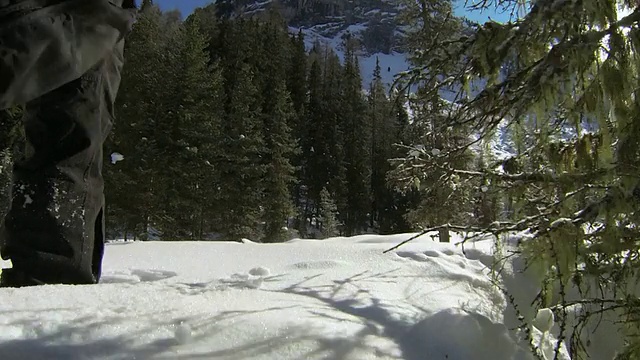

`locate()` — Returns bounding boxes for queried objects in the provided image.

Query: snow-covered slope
[0,233,590,360]
[236,0,412,87]
[293,24,410,87]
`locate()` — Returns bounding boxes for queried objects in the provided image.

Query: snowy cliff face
[238,0,412,87]
[283,0,406,55]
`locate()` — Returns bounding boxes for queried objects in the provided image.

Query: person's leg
[0,39,124,286]
[0,0,131,286]
[0,0,136,109]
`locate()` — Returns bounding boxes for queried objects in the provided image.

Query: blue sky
[154,0,512,23]
[154,0,211,15]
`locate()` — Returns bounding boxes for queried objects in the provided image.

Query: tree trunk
[439,226,450,243]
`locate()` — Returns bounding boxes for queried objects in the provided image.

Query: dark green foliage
[288,31,308,118]
[389,0,478,230]
[318,187,340,238]
[217,60,265,241]
[361,19,395,54]
[106,5,224,240]
[105,4,167,240]
[287,31,309,235]
[101,2,421,241]
[156,15,223,239]
[258,16,299,242]
[368,58,396,231]
[339,34,371,235]
[299,45,346,236]
[393,0,640,355]
[261,80,297,242]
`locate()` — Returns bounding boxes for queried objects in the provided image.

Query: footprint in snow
[442,249,456,256]
[289,260,347,270]
[218,267,273,290]
[395,251,431,262]
[101,269,177,284]
[173,267,275,295]
[395,250,476,271]
[462,248,495,268]
[396,250,450,262]
[249,267,271,276]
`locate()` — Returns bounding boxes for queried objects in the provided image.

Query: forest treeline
[100,3,428,241]
[0,1,500,242]
[96,0,504,242]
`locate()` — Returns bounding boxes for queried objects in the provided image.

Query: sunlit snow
[2,232,614,359]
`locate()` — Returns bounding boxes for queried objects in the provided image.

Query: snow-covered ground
[0,233,618,360]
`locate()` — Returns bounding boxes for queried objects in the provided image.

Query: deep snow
[0,233,618,359]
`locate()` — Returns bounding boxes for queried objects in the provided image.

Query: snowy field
[0,233,620,360]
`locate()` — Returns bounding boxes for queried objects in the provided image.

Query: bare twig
[383,224,488,253]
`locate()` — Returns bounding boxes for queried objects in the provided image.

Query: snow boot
[0,268,45,288]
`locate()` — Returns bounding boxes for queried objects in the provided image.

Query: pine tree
[105,3,170,240]
[216,63,265,241]
[380,93,423,233]
[399,0,640,355]
[216,21,266,240]
[261,80,297,242]
[130,8,199,239]
[339,34,371,235]
[149,16,194,238]
[287,31,309,234]
[252,17,299,242]
[154,15,223,239]
[470,150,500,227]
[392,92,410,145]
[299,48,323,234]
[390,0,475,231]
[298,44,344,235]
[288,31,308,119]
[368,57,398,231]
[390,85,475,229]
[318,187,340,238]
[214,0,238,19]
[322,47,348,234]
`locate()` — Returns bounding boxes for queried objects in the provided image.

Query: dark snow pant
[0,0,135,284]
